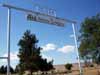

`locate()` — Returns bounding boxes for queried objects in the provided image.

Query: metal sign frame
[0,3,82,75]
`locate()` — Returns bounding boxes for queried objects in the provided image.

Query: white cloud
[42,54,53,62]
[70,34,74,38]
[2,51,19,62]
[42,43,57,52]
[58,45,75,53]
[41,43,75,54]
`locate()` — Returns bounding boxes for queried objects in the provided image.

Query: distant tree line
[0,65,15,74]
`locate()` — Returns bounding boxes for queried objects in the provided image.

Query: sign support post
[72,23,82,75]
[7,8,11,75]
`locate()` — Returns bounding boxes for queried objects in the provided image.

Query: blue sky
[0,0,100,68]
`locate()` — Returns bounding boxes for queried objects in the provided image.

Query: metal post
[7,8,11,75]
[72,23,82,75]
[0,57,8,59]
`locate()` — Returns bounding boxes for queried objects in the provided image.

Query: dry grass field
[82,67,100,75]
[68,67,100,75]
[0,67,100,75]
[54,64,100,75]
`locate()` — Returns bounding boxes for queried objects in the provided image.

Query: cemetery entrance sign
[0,3,82,75]
[27,13,66,26]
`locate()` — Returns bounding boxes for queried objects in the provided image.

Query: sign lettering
[27,13,66,26]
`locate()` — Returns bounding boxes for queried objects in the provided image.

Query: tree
[0,65,14,74]
[79,13,100,64]
[65,63,73,71]
[17,30,54,75]
[0,65,5,74]
[39,59,54,72]
[4,66,15,74]
[15,65,20,73]
[18,30,41,75]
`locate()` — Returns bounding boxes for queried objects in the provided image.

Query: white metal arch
[0,3,82,75]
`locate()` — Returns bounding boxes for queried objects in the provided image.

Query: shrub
[65,63,73,71]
